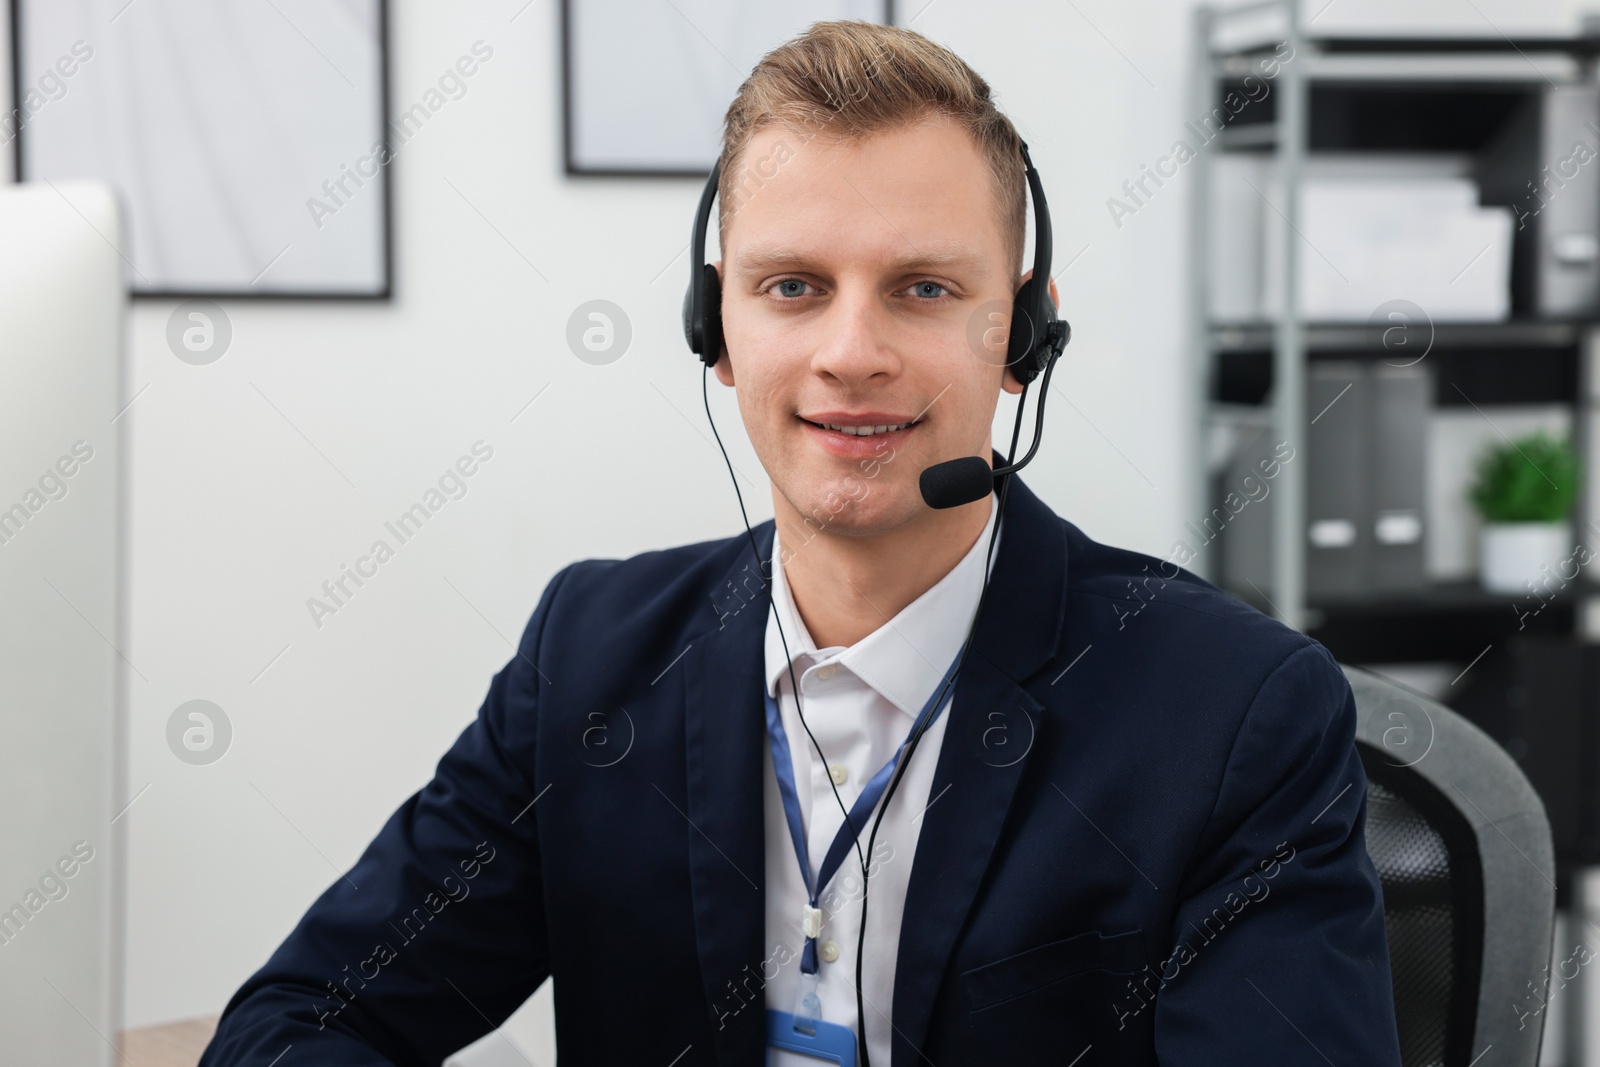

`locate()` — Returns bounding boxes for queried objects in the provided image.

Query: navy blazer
[201,469,1402,1066]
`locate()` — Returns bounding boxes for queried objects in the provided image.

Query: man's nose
[808,285,903,388]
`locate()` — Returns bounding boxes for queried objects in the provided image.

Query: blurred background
[5,0,1600,1064]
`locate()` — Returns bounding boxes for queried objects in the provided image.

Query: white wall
[6,0,1595,1056]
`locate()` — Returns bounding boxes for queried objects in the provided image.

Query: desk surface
[119,1015,219,1067]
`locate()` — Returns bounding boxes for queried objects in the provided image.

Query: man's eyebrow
[732,245,992,279]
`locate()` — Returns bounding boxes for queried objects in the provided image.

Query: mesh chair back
[1343,665,1556,1067]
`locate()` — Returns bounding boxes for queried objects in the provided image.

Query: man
[202,21,1401,1067]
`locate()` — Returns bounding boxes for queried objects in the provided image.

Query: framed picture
[562,0,895,177]
[7,0,391,299]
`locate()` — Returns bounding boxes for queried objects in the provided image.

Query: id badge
[766,1009,858,1066]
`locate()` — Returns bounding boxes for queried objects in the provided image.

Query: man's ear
[1001,270,1062,395]
[710,260,735,386]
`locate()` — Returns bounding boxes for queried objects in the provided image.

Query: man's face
[714,118,1025,542]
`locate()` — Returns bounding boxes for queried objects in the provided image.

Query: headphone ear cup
[681,280,696,353]
[699,262,724,368]
[682,262,724,365]
[1006,279,1042,384]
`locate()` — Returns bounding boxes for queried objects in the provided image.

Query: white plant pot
[1479,522,1571,594]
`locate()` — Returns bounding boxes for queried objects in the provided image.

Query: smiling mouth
[798,417,921,437]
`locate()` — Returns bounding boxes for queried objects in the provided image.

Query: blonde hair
[718,20,1027,282]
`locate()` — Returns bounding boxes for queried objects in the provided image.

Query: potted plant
[1468,429,1581,594]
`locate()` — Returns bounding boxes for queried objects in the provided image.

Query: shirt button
[820,940,840,963]
[829,764,848,786]
[816,663,839,681]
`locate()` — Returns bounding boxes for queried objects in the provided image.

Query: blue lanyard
[763,649,962,980]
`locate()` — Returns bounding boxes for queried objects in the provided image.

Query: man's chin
[775,484,924,542]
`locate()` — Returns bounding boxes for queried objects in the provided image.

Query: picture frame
[562,0,896,177]
[7,0,392,299]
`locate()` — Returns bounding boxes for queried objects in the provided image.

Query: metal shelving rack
[1187,2,1600,633]
[1187,7,1600,1064]
[1186,0,1312,627]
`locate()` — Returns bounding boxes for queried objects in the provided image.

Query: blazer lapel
[891,466,1070,1063]
[680,527,774,1064]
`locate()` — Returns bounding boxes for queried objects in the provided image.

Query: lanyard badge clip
[792,969,822,1035]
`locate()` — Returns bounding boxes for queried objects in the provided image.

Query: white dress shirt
[762,493,1000,1066]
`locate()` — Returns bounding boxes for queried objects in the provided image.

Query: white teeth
[819,421,912,435]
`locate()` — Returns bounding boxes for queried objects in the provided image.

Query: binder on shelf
[1478,85,1600,318]
[1368,363,1433,593]
[1219,359,1436,605]
[1307,360,1371,599]
[1217,417,1275,598]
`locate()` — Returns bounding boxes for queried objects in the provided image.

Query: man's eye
[910,281,950,300]
[772,279,812,298]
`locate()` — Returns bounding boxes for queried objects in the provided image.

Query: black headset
[683,138,1069,387]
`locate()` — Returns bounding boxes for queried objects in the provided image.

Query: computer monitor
[0,180,127,1065]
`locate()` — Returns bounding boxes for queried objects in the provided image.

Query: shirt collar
[763,493,1001,719]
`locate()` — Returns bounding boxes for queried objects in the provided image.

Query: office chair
[1343,665,1557,1067]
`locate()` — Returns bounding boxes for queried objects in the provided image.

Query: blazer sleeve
[1151,641,1403,1066]
[198,565,573,1067]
